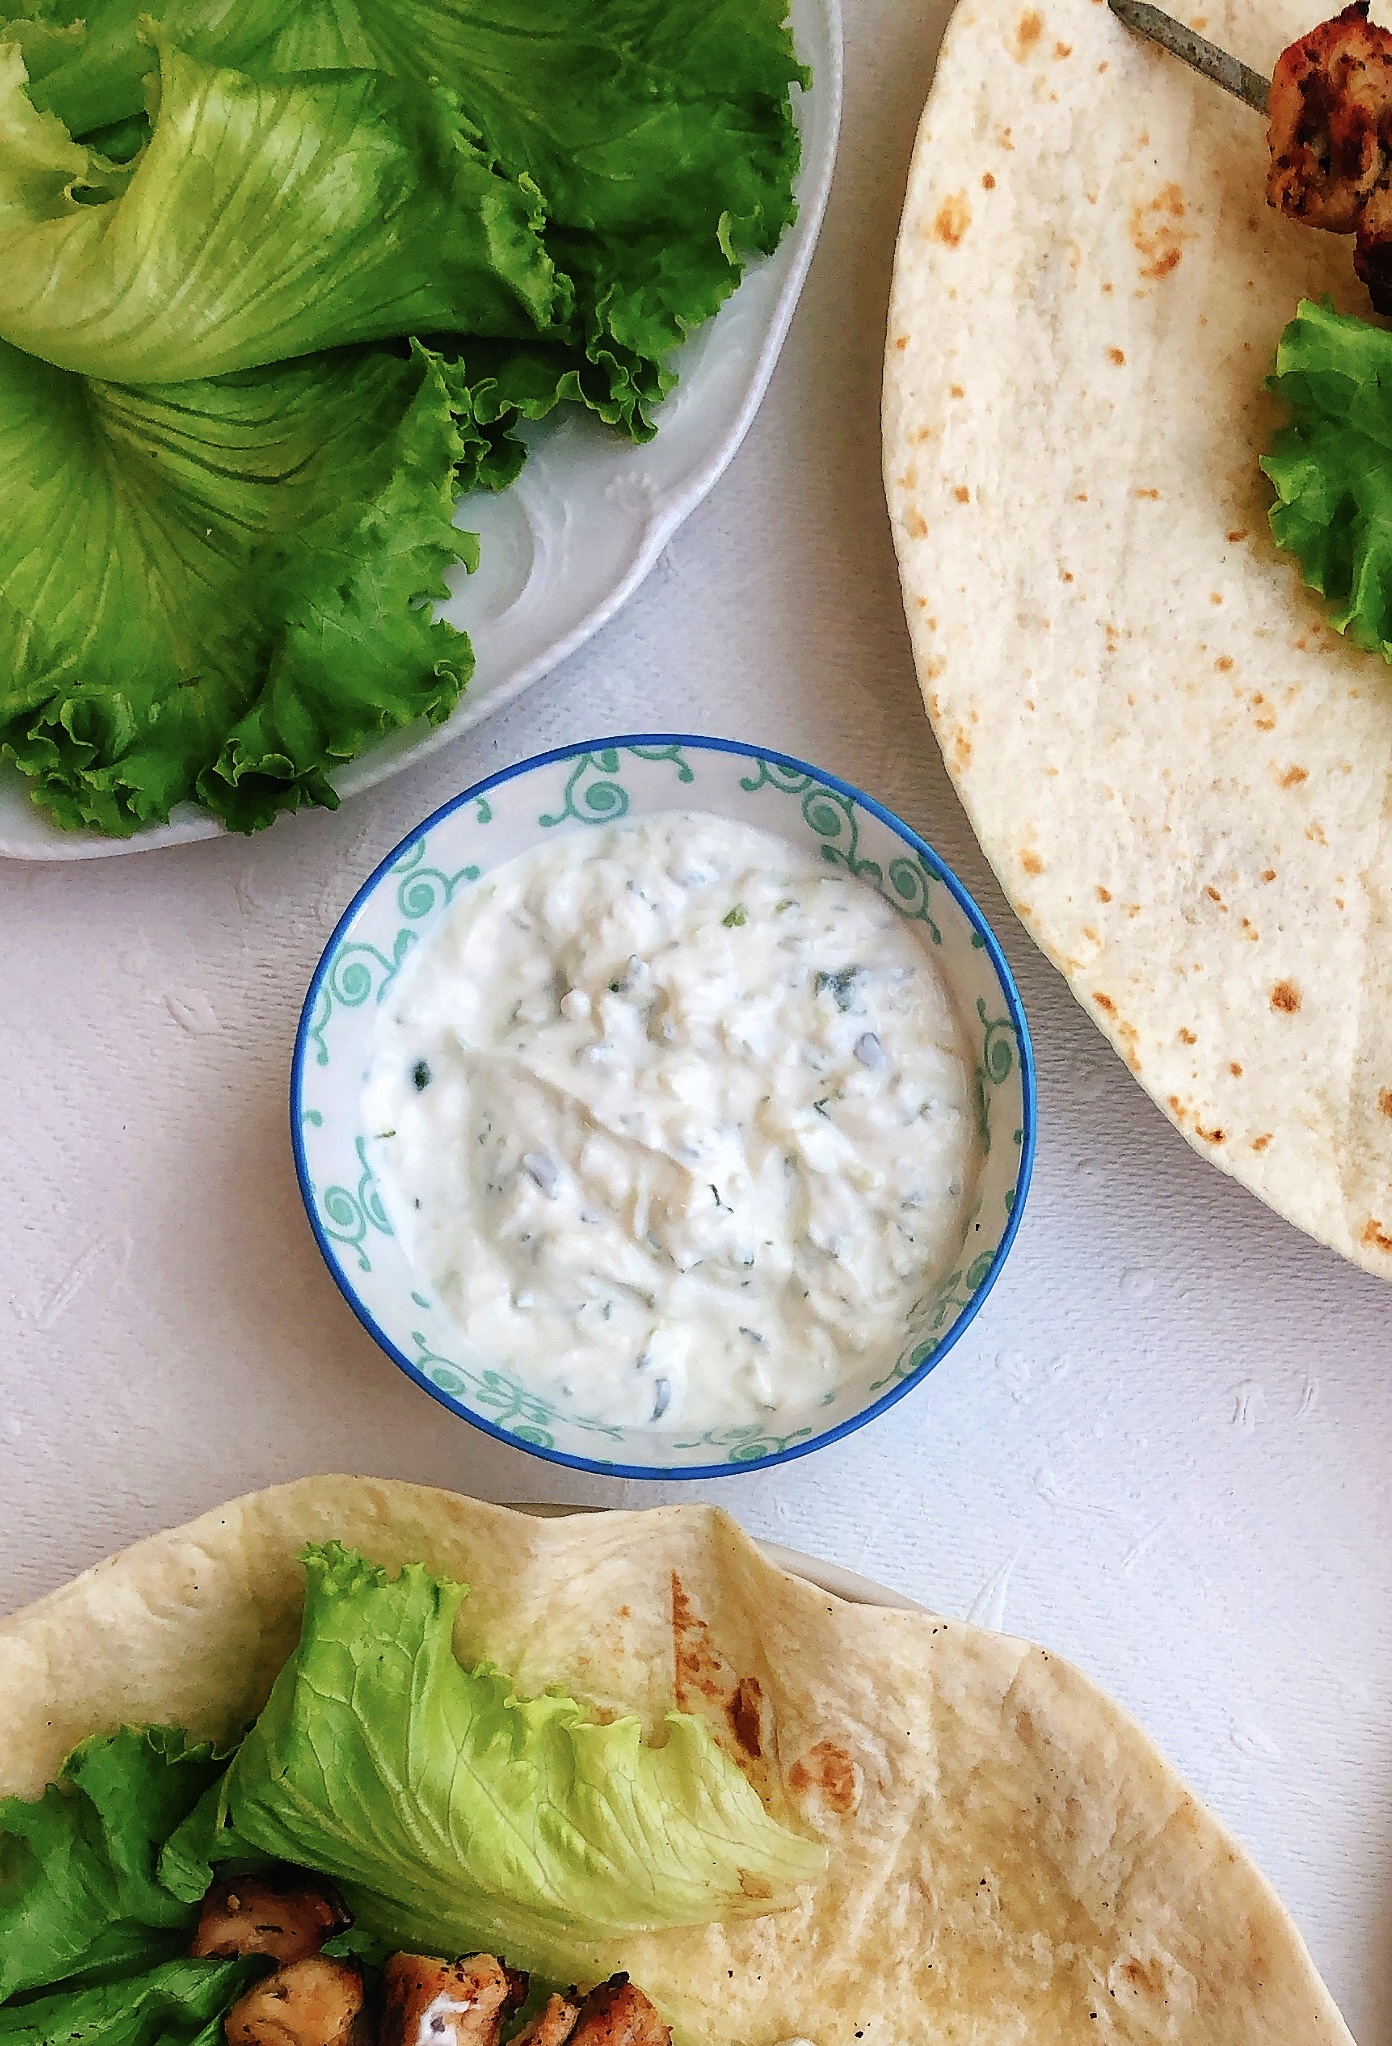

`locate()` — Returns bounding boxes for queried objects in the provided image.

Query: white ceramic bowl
[291,735,1036,1476]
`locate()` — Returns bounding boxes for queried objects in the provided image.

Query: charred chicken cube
[224,1956,364,2046]
[512,1995,581,2046]
[567,1976,672,2046]
[190,1874,349,1963]
[1267,0,1392,307]
[381,1953,528,2046]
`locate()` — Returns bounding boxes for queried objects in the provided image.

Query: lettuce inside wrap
[0,1545,825,2018]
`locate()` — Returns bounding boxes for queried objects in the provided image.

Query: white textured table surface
[3,1,1390,2038]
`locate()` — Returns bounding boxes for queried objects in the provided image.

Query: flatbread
[0,1478,1351,2044]
[883,0,1392,1272]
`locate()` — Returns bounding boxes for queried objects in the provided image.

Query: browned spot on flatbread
[788,1740,859,1815]
[1215,655,1234,672]
[982,170,996,189]
[1122,1956,1166,1996]
[1196,1124,1226,1144]
[1227,528,1248,542]
[1178,1027,1196,1045]
[1252,1132,1272,1151]
[1107,347,1126,365]
[1280,764,1309,788]
[1131,183,1186,280]
[1270,980,1301,1014]
[1229,1062,1243,1077]
[726,1677,764,1760]
[1013,7,1043,56]
[954,484,970,503]
[1054,38,1072,55]
[671,1571,725,1708]
[1116,1018,1142,1072]
[1020,849,1043,875]
[1168,1095,1187,1121]
[932,193,972,246]
[1363,1217,1392,1254]
[903,505,928,540]
[1379,1089,1392,1118]
[1096,884,1112,902]
[1093,991,1116,1013]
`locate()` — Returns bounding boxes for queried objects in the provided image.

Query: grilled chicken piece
[567,1977,671,2046]
[190,1874,349,1963]
[1267,0,1392,308]
[380,1954,528,2046]
[224,1956,364,2046]
[512,1995,581,2046]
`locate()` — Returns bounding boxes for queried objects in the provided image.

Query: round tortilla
[0,1478,1351,2044]
[883,0,1392,1273]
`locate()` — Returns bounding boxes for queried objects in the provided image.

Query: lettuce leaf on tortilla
[0,338,493,835]
[1264,295,1392,656]
[0,1728,225,2002]
[0,1960,257,2046]
[164,1544,825,1979]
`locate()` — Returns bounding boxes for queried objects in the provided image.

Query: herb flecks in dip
[364,813,976,1430]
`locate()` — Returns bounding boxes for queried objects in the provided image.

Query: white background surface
[2,0,1390,2037]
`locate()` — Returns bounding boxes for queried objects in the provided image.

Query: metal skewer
[1107,0,1271,114]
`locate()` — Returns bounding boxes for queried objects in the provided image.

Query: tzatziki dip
[363,812,976,1431]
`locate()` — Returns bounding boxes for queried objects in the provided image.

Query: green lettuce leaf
[4,0,804,432]
[419,0,806,430]
[0,1959,257,2046]
[0,39,564,381]
[0,336,489,835]
[1263,295,1392,656]
[166,1544,825,1979]
[0,1728,226,2002]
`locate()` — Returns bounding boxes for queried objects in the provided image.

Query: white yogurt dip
[363,811,976,1431]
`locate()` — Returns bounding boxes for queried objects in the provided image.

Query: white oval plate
[0,0,842,862]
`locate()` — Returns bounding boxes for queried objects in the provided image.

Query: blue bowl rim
[290,732,1038,1481]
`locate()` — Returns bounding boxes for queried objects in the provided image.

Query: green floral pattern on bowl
[292,735,1036,1477]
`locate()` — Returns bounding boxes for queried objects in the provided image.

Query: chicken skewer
[1109,0,1392,310]
[1108,0,1270,110]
